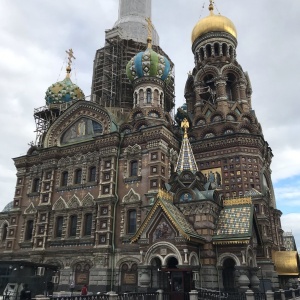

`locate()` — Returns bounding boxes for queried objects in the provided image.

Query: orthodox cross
[66,48,76,68]
[181,118,189,138]
[65,48,75,77]
[145,17,153,49]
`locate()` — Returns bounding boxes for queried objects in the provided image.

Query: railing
[50,295,109,300]
[274,291,281,300]
[226,292,246,300]
[254,293,266,300]
[160,291,189,300]
[117,292,158,300]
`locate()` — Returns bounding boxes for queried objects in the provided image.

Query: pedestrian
[81,284,88,296]
[20,284,31,300]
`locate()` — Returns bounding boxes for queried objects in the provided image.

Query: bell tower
[179,0,285,290]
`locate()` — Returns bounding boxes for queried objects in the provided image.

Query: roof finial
[209,0,214,15]
[65,48,76,78]
[181,118,190,139]
[146,17,153,49]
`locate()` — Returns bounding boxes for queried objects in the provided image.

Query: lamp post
[259,267,266,294]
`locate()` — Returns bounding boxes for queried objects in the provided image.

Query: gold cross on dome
[181,118,189,138]
[145,17,153,49]
[66,48,76,69]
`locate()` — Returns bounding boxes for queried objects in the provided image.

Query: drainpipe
[110,133,124,292]
[216,244,221,291]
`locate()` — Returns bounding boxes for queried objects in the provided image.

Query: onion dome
[191,1,237,44]
[2,201,13,212]
[45,49,85,105]
[126,43,170,82]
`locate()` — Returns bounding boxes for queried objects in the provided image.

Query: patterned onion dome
[45,68,85,105]
[126,48,171,82]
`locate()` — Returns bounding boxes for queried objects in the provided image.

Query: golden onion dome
[191,1,237,44]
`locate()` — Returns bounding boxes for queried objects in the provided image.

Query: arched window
[214,43,219,56]
[128,210,137,234]
[2,224,8,241]
[200,48,204,61]
[84,213,93,236]
[74,169,82,184]
[146,88,152,103]
[206,44,212,57]
[32,178,40,193]
[69,215,77,237]
[61,171,68,187]
[130,161,138,177]
[222,43,228,56]
[89,167,96,182]
[25,220,34,240]
[55,216,63,238]
[226,73,237,101]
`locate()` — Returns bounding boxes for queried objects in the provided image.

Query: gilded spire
[65,48,76,78]
[209,0,214,15]
[146,17,153,49]
[175,118,198,174]
[181,118,189,138]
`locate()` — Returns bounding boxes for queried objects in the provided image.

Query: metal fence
[117,292,158,300]
[50,295,110,300]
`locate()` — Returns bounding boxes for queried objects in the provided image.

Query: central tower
[91,0,174,113]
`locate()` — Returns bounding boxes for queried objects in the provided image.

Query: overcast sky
[0,0,300,249]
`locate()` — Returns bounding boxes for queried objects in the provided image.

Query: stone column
[107,291,118,300]
[189,290,198,300]
[280,289,285,300]
[266,290,274,300]
[245,290,255,300]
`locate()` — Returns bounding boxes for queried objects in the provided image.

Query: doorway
[161,257,192,300]
[222,258,236,291]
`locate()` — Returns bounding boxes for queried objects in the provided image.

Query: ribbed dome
[45,67,85,105]
[191,3,237,44]
[126,47,170,82]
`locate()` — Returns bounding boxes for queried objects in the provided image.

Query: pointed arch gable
[24,203,37,215]
[122,188,141,203]
[44,102,112,148]
[53,197,68,210]
[68,195,81,208]
[82,193,94,207]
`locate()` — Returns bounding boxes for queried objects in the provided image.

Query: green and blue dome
[126,48,171,82]
[45,67,85,105]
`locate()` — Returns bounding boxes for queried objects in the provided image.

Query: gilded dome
[45,67,85,105]
[126,47,171,82]
[191,3,237,44]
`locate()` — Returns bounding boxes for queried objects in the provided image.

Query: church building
[0,0,298,297]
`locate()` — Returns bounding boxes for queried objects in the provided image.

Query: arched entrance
[161,257,192,300]
[222,258,236,291]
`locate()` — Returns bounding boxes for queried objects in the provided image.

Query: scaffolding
[33,101,76,147]
[91,35,175,113]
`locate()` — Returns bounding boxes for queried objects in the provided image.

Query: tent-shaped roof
[131,189,206,244]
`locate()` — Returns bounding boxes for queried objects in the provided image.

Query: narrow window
[69,215,77,237]
[74,169,82,184]
[130,161,138,177]
[56,216,63,238]
[61,171,68,187]
[146,89,152,103]
[89,167,96,182]
[84,213,93,236]
[128,210,136,234]
[2,224,8,241]
[25,220,34,240]
[32,178,40,193]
